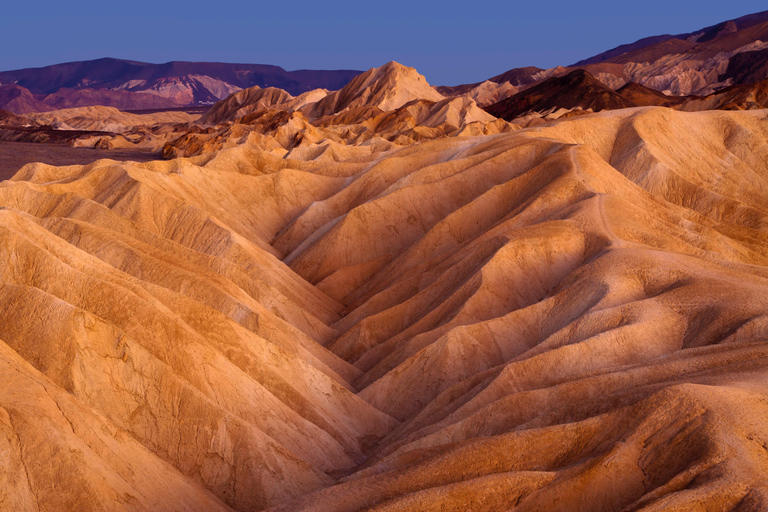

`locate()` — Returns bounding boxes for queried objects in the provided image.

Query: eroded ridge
[1,107,768,511]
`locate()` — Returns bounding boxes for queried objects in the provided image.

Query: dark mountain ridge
[572,10,768,66]
[485,69,635,120]
[0,58,362,111]
[0,58,362,96]
[442,10,768,104]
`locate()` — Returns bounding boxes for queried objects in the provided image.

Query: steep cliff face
[574,10,768,95]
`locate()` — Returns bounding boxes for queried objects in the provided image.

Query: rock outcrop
[301,62,445,119]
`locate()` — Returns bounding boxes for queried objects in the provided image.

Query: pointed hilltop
[302,61,445,119]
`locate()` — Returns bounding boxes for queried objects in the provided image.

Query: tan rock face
[301,61,446,119]
[465,80,520,107]
[2,106,768,511]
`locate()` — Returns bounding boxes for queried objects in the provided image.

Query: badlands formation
[1,60,768,512]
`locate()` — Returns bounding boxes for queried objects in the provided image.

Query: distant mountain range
[483,67,768,122]
[572,10,768,66]
[440,10,768,106]
[0,58,362,113]
[2,10,768,116]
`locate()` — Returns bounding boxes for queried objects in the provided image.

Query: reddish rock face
[0,84,54,114]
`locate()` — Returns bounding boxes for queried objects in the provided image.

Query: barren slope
[485,69,635,120]
[1,106,768,511]
[301,62,445,119]
[163,63,507,159]
[271,106,768,511]
[0,84,54,114]
[200,87,329,125]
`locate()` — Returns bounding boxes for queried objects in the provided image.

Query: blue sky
[1,1,766,85]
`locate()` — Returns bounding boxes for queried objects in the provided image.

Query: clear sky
[1,1,766,86]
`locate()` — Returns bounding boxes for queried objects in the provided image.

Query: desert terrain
[1,10,768,512]
[0,141,156,180]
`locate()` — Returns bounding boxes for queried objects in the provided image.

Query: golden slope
[0,153,396,511]
[199,87,330,125]
[270,107,768,510]
[165,97,509,159]
[1,107,768,511]
[300,61,445,119]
